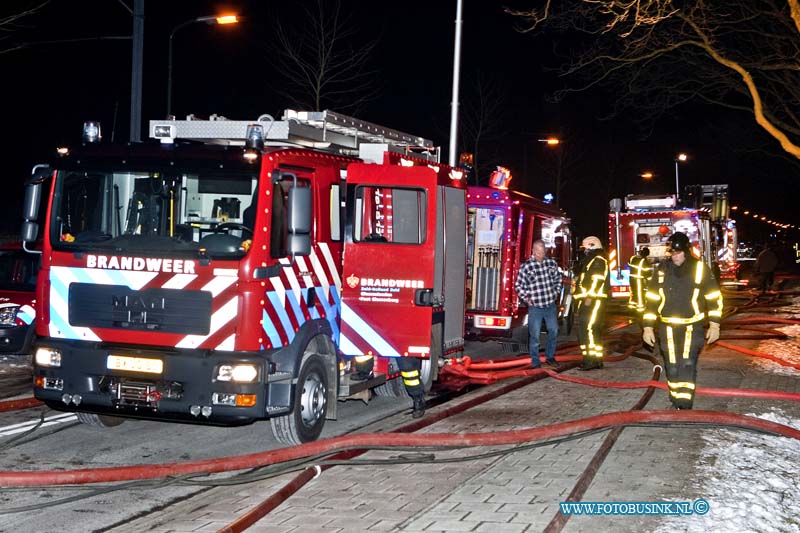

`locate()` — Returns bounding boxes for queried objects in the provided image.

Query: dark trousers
[397,356,424,399]
[758,272,774,292]
[658,322,705,409]
[576,298,606,366]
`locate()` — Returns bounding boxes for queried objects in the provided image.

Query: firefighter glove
[642,327,656,346]
[706,322,720,344]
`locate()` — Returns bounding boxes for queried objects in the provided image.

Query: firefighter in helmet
[574,236,610,370]
[627,246,653,320]
[642,232,723,409]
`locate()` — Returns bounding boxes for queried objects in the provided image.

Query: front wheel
[76,412,125,428]
[271,355,328,445]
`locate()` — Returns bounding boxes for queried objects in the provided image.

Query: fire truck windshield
[50,168,258,258]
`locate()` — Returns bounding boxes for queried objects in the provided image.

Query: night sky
[2,0,798,243]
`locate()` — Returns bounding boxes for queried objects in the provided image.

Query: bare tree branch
[269,0,378,113]
[0,1,49,55]
[509,0,800,159]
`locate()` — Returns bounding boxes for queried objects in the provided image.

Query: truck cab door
[340,163,437,359]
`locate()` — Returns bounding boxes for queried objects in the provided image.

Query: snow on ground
[749,323,800,377]
[656,408,800,533]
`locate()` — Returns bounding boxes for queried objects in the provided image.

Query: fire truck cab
[608,185,737,300]
[20,110,466,443]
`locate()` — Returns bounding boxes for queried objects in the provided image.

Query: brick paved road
[112,299,800,533]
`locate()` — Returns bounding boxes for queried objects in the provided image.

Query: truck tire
[76,412,125,428]
[271,355,328,445]
[420,323,443,393]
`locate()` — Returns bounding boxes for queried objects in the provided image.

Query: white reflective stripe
[215,334,236,351]
[294,256,315,288]
[212,268,238,277]
[318,242,342,291]
[587,300,601,347]
[270,275,286,307]
[309,249,332,300]
[176,296,238,348]
[161,273,198,290]
[280,258,303,304]
[694,261,704,284]
[201,275,237,297]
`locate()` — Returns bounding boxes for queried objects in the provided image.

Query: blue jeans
[528,303,559,367]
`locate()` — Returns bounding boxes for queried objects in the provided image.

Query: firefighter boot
[412,395,426,418]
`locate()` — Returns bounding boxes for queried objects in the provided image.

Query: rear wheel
[420,323,443,393]
[271,355,328,445]
[374,357,409,398]
[76,412,125,428]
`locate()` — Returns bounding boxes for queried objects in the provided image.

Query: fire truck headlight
[216,364,259,383]
[35,347,62,368]
[153,124,176,144]
[0,305,20,326]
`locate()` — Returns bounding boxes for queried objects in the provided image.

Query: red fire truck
[20,110,467,443]
[608,186,738,300]
[465,182,572,340]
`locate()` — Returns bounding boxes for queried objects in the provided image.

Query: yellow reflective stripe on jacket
[401,370,419,378]
[643,312,658,321]
[691,288,700,317]
[669,391,694,400]
[660,314,705,324]
[704,290,721,300]
[645,291,661,301]
[694,260,704,284]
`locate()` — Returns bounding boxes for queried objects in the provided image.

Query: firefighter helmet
[581,236,603,250]
[666,232,691,254]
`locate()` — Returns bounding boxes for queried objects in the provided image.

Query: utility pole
[448,0,463,167]
[130,0,144,142]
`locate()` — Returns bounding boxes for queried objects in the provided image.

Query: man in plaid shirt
[515,240,563,369]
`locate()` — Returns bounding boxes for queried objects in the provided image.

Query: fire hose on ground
[0,410,798,488]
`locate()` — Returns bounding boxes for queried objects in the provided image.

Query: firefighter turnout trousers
[396,356,424,399]
[658,322,705,409]
[576,298,606,369]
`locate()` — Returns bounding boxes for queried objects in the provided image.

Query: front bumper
[33,339,292,425]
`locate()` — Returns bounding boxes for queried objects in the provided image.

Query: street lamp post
[538,137,561,206]
[166,15,239,117]
[674,152,688,205]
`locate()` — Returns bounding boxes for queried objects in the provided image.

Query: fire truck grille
[68,283,212,334]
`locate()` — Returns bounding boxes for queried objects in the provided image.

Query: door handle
[414,288,434,306]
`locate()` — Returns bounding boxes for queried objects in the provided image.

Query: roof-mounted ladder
[149,109,440,163]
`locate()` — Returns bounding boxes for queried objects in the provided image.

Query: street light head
[640,171,654,180]
[676,153,688,162]
[216,15,239,25]
[538,137,560,146]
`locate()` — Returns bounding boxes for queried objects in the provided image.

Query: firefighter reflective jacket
[574,251,609,300]
[643,257,723,326]
[628,254,653,311]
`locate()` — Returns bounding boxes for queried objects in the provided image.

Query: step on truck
[20,110,467,443]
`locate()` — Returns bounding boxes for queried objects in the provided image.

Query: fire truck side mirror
[21,182,43,243]
[287,185,311,256]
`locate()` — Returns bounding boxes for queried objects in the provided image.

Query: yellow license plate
[106,355,164,374]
